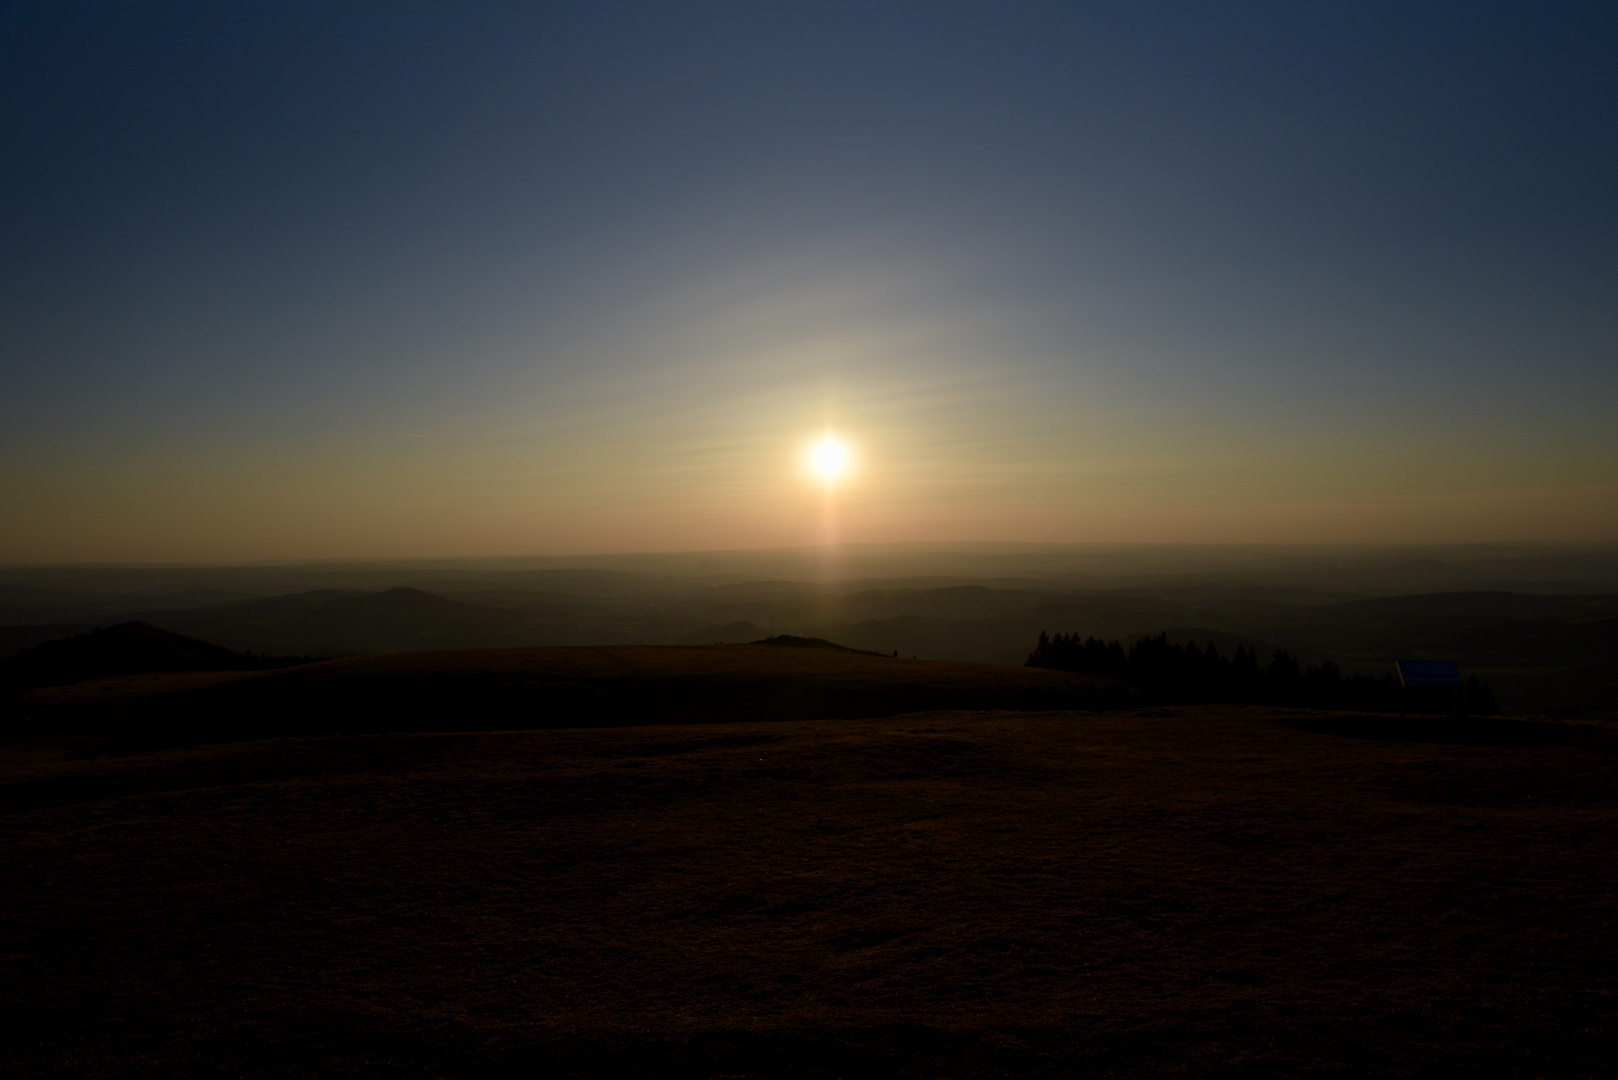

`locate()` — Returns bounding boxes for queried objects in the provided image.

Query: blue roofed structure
[1395,660,1463,688]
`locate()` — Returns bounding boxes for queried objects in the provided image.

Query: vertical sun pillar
[805,433,852,578]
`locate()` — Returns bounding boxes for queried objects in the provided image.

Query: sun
[808,435,850,482]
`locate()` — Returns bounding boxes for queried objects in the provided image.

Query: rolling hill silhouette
[121,586,544,656]
[4,574,1617,720]
[0,621,296,691]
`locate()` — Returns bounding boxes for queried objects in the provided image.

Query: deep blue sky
[2,2,1615,560]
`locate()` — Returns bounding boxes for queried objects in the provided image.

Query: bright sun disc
[809,437,850,481]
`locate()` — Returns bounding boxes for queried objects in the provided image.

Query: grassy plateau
[2,644,1615,1077]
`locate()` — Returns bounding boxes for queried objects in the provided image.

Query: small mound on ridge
[750,634,886,655]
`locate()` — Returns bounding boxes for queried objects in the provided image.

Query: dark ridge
[1028,630,1500,715]
[5,645,1128,750]
[1,621,316,692]
[750,634,887,656]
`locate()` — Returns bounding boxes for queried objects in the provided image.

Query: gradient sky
[2,2,1615,562]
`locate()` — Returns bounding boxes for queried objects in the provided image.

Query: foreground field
[4,701,1616,1078]
[4,643,1126,744]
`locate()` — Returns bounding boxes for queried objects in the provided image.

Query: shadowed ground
[4,698,1616,1077]
[2,643,1128,746]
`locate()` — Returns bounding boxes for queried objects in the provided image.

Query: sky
[2,1,1615,563]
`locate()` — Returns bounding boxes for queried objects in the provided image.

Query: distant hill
[1249,592,1618,667]
[684,620,764,644]
[1242,592,1618,720]
[0,622,307,691]
[117,586,547,657]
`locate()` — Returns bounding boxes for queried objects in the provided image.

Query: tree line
[1026,631,1498,714]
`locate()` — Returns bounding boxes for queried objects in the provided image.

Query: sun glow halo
[809,436,851,482]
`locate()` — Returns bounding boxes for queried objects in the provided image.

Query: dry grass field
[3,648,1616,1077]
[4,644,1127,744]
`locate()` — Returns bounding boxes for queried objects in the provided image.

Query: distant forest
[1027,632,1498,715]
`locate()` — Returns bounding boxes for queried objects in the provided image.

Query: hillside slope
[0,621,279,691]
[4,643,1129,744]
